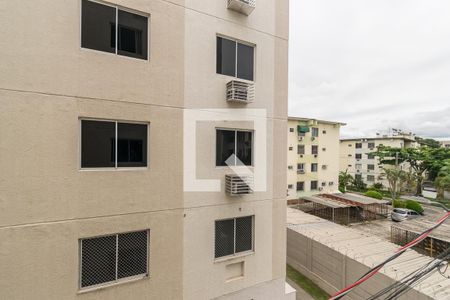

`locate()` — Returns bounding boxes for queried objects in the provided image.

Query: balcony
[297,170,305,174]
[226,80,255,103]
[225,174,253,196]
[227,0,256,16]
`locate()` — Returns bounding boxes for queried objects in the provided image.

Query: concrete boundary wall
[287,229,430,300]
[286,208,449,300]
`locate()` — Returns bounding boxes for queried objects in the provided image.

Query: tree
[373,146,450,196]
[380,167,407,200]
[435,159,450,199]
[339,170,353,193]
[415,137,441,148]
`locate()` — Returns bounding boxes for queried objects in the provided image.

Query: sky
[288,0,450,140]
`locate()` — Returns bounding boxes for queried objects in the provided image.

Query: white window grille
[225,174,253,195]
[226,80,255,103]
[227,0,256,15]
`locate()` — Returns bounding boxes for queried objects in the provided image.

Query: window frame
[311,180,318,190]
[214,215,255,261]
[311,163,318,172]
[216,34,256,82]
[215,128,254,167]
[80,0,150,61]
[79,118,149,171]
[296,181,304,191]
[78,229,150,291]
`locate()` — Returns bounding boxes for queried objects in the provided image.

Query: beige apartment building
[0,0,294,299]
[339,135,417,188]
[287,117,345,199]
[441,140,450,148]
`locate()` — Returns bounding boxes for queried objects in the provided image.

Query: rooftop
[340,135,416,142]
[301,195,352,208]
[288,116,346,126]
[392,213,450,243]
[323,192,390,205]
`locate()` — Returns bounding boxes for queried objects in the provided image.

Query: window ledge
[77,274,149,294]
[214,251,254,264]
[79,167,149,172]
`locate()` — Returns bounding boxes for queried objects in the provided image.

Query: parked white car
[391,208,421,222]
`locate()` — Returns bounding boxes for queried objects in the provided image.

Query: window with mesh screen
[80,230,149,288]
[215,216,254,258]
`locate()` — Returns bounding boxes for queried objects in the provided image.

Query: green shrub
[372,183,384,190]
[338,186,346,193]
[364,190,383,200]
[393,199,406,208]
[405,200,424,214]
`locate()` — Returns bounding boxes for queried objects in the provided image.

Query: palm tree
[381,167,407,200]
[435,160,450,199]
[339,170,353,193]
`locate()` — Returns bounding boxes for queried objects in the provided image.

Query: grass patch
[286,264,330,300]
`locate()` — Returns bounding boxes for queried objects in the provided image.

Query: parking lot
[348,204,447,242]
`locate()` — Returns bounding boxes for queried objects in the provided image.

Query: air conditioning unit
[227,0,256,15]
[318,187,323,191]
[321,165,327,170]
[225,174,253,196]
[226,80,255,103]
[311,137,316,141]
[300,155,303,158]
[356,170,360,173]
[297,170,305,174]
[298,136,303,141]
[314,154,318,158]
[329,181,334,186]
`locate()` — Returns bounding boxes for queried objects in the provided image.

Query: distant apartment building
[339,135,418,187]
[0,1,294,299]
[287,117,345,199]
[441,140,450,148]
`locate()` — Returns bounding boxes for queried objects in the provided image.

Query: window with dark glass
[367,164,375,170]
[311,163,318,172]
[80,230,149,288]
[355,142,362,149]
[367,153,375,159]
[311,145,318,155]
[311,181,318,190]
[81,120,147,168]
[215,216,254,258]
[216,129,252,166]
[367,175,375,181]
[217,36,254,81]
[311,128,319,137]
[296,181,304,191]
[289,128,294,132]
[355,153,362,159]
[81,0,148,60]
[298,145,305,155]
[368,142,375,149]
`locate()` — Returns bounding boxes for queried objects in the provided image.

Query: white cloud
[289,0,450,139]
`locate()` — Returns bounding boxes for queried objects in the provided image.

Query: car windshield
[393,209,406,214]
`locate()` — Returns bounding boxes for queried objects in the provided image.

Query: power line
[329,211,450,300]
